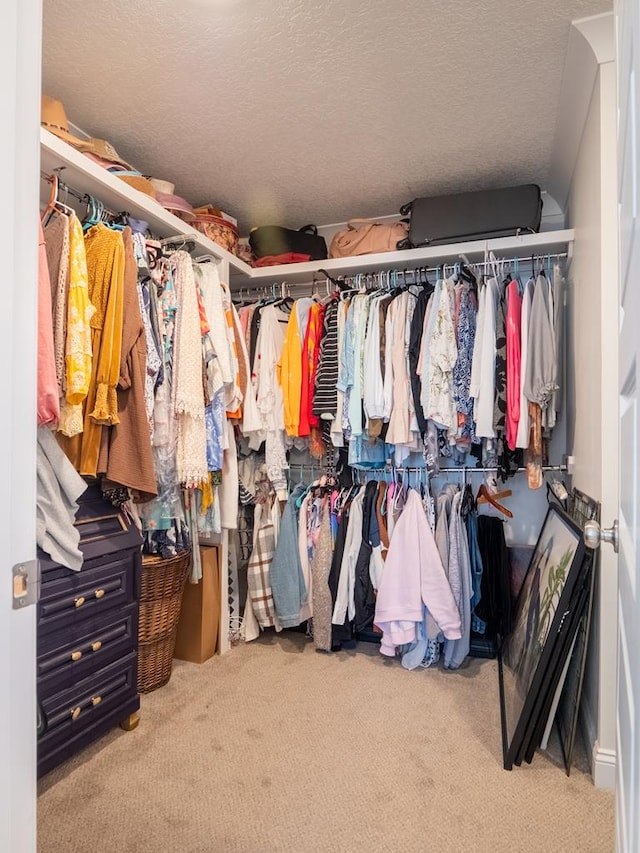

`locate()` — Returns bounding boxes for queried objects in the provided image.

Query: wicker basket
[137,551,191,694]
[192,213,239,255]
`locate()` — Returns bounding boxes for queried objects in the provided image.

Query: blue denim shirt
[270,484,308,628]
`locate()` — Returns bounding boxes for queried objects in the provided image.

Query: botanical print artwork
[500,506,583,767]
[507,510,579,693]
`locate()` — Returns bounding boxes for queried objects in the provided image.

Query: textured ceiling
[42,0,611,233]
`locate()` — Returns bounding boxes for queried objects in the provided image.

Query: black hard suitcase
[399,184,542,248]
[249,224,328,260]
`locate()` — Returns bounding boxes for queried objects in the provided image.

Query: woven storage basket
[137,550,191,693]
[192,213,239,255]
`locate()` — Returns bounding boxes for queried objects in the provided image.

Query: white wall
[565,58,618,789]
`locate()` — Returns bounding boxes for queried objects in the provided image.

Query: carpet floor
[37,634,615,853]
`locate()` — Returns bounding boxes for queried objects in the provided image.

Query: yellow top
[57,214,96,437]
[84,224,125,425]
[278,306,302,437]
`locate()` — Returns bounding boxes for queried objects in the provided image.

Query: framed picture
[554,489,600,775]
[518,561,592,765]
[498,504,586,770]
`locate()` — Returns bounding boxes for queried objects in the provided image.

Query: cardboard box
[173,546,220,664]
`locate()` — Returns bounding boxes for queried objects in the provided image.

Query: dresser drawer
[38,652,137,753]
[37,651,139,778]
[38,551,137,637]
[37,603,137,698]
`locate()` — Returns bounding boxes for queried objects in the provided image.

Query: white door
[0,0,43,850]
[616,0,640,849]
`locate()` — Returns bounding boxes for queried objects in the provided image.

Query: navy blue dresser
[37,485,142,778]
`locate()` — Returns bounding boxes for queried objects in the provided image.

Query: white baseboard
[580,697,616,789]
[591,743,616,790]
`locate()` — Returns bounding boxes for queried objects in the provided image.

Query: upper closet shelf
[41,129,574,288]
[234,229,575,285]
[40,129,254,275]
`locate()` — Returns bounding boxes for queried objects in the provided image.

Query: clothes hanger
[102,206,127,231]
[477,487,512,505]
[42,173,76,224]
[391,469,406,515]
[274,282,295,312]
[460,482,476,518]
[41,173,59,225]
[476,483,513,518]
[195,253,219,265]
[82,194,103,232]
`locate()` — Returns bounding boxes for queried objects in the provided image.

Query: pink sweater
[374,489,462,656]
[506,280,522,450]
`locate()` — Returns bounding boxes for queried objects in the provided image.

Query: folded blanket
[37,427,87,570]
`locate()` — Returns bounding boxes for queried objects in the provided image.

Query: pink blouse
[38,219,60,427]
[506,280,522,450]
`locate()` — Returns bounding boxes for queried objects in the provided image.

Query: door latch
[12,559,40,609]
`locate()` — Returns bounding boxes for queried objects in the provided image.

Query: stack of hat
[42,95,159,197]
[149,179,195,222]
[41,96,195,220]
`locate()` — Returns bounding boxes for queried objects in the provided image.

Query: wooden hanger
[477,487,512,506]
[476,483,513,518]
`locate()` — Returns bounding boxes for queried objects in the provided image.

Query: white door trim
[0,1,43,850]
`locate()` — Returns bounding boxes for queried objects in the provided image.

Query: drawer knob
[91,696,102,707]
[74,596,86,608]
[70,650,82,662]
[94,589,105,599]
[91,641,102,652]
[70,706,81,721]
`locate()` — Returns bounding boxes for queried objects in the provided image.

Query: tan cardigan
[97,228,157,501]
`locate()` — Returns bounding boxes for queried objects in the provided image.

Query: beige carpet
[38,634,614,853]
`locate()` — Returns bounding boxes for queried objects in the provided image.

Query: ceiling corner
[547,14,613,213]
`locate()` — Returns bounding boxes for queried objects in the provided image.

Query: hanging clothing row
[240,468,512,668]
[233,253,564,492]
[36,174,257,579]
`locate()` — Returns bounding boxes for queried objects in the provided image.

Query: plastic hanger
[82,194,101,231]
[460,483,476,518]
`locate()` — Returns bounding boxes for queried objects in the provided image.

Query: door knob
[584,519,619,553]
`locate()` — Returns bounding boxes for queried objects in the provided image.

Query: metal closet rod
[40,169,88,204]
[237,252,568,297]
[40,168,126,224]
[390,465,567,473]
[40,169,193,248]
[335,252,568,278]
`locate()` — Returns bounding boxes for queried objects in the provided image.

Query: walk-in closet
[4,0,639,851]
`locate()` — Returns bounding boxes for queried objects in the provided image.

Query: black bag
[249,224,328,260]
[399,184,542,248]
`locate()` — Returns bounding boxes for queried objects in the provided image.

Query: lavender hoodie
[374,489,462,656]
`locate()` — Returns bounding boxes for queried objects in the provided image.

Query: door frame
[549,11,618,789]
[0,0,43,850]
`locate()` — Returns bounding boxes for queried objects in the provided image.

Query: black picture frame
[555,490,600,775]
[498,504,586,770]
[517,557,592,765]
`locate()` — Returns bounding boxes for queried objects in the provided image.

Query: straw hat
[41,95,134,171]
[150,178,175,195]
[115,174,157,199]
